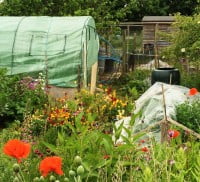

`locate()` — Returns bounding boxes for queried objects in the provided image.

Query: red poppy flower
[39,156,64,177]
[103,155,110,159]
[3,139,31,163]
[141,147,149,152]
[189,88,198,96]
[168,130,180,139]
[139,140,145,143]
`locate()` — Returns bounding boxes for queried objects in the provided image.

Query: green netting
[0,16,99,87]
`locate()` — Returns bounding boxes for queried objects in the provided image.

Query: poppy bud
[77,165,85,176]
[69,170,76,177]
[40,176,45,181]
[64,177,69,182]
[49,175,56,182]
[13,163,20,173]
[13,177,20,182]
[74,156,82,165]
[33,177,40,182]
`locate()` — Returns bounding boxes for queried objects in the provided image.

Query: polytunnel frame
[80,17,98,88]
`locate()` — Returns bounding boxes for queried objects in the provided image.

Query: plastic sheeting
[0,16,99,87]
[114,82,190,143]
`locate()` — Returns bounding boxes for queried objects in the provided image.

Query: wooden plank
[90,62,98,94]
[83,42,87,88]
[154,24,159,68]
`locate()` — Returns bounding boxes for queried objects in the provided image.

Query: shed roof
[142,16,174,22]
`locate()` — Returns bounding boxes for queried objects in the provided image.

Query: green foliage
[0,68,49,125]
[1,0,199,33]
[180,71,200,90]
[111,69,151,99]
[0,0,138,32]
[0,111,200,181]
[0,68,20,123]
[176,100,200,133]
[162,14,200,64]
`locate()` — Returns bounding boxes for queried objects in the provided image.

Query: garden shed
[0,16,99,89]
[142,16,174,54]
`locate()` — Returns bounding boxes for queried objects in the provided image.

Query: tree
[161,14,200,64]
[0,0,199,32]
[0,0,138,31]
[167,0,199,16]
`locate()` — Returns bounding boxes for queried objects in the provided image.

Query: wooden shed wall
[143,23,173,53]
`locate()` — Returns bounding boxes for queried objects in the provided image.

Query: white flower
[181,48,186,53]
[197,21,200,24]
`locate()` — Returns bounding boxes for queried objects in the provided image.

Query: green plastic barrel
[151,68,180,85]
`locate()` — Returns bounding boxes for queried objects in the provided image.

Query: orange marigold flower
[39,156,64,177]
[106,87,112,95]
[141,147,149,152]
[168,130,180,139]
[3,139,31,163]
[189,88,198,96]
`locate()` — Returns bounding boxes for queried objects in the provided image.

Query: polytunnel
[0,16,99,87]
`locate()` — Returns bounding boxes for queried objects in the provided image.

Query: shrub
[180,71,200,90]
[0,69,49,126]
[111,69,151,99]
[176,100,200,133]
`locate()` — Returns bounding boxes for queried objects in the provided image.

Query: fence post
[90,62,98,94]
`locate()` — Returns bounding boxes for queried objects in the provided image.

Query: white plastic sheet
[114,82,190,143]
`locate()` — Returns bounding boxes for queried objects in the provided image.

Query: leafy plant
[0,69,49,126]
[176,100,200,133]
[111,69,151,99]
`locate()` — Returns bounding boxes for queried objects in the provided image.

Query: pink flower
[168,130,180,139]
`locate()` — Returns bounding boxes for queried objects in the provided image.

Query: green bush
[0,68,48,126]
[161,14,200,63]
[180,71,200,90]
[111,69,151,99]
[176,100,200,133]
[0,68,21,123]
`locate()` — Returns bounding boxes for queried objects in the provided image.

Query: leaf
[120,161,134,167]
[64,123,77,137]
[114,121,124,142]
[122,126,132,138]
[42,141,57,153]
[87,112,97,122]
[132,132,146,142]
[57,131,65,145]
[100,138,113,155]
[82,161,91,172]
[121,135,132,145]
[95,159,111,169]
[130,111,142,126]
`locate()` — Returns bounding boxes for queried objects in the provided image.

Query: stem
[150,139,158,182]
[19,170,26,182]
[16,172,25,182]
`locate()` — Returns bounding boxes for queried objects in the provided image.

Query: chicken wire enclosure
[0,16,99,87]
